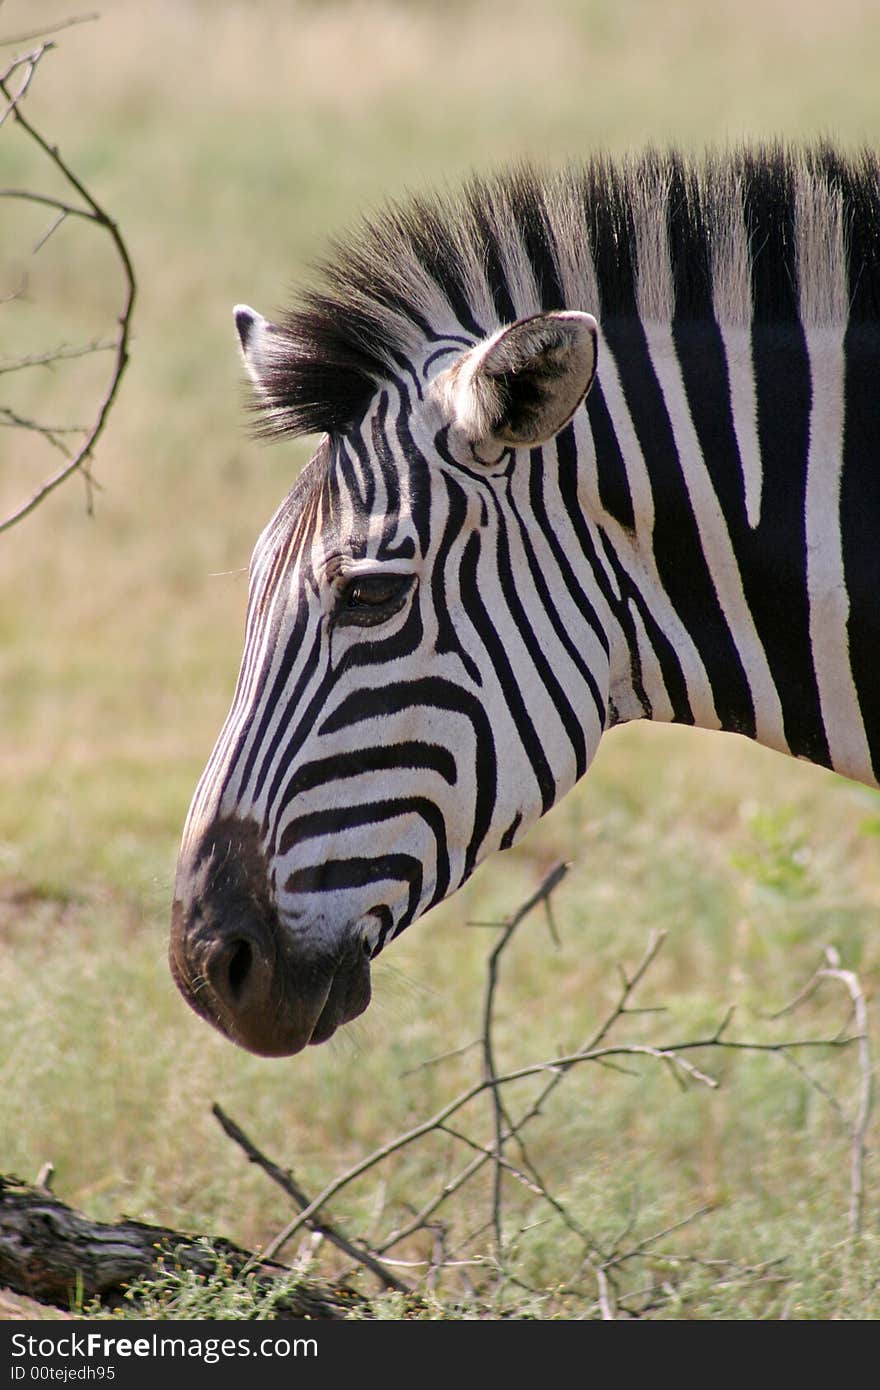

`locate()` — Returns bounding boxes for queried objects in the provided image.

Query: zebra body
[171,147,880,1056]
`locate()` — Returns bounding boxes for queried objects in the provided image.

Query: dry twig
[479,861,569,1253]
[211,1102,410,1294]
[0,25,136,532]
[206,872,872,1313]
[766,943,873,1237]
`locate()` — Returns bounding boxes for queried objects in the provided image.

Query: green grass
[1,0,879,1320]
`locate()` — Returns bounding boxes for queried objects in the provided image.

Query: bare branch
[0,407,86,457]
[211,1103,410,1294]
[375,1148,490,1256]
[0,27,136,533]
[0,340,116,376]
[0,189,94,221]
[193,865,874,1314]
[379,928,669,1262]
[760,943,873,1238]
[479,861,569,1253]
[436,1124,548,1199]
[0,275,26,305]
[0,42,53,127]
[816,954,873,1238]
[399,1038,482,1077]
[596,1264,616,1319]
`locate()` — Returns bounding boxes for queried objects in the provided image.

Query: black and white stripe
[171,146,880,1055]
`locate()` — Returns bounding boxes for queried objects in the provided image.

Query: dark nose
[169,815,370,1056]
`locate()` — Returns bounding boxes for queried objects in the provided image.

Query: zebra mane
[253,145,880,440]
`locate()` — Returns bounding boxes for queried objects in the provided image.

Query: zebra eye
[335,572,415,627]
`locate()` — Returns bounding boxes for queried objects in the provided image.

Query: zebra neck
[583,314,880,790]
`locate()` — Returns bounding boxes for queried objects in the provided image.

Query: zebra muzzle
[170,901,371,1056]
[169,815,372,1056]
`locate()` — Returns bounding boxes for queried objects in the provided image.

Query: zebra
[170,146,880,1057]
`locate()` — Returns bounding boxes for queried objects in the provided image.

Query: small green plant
[85,1244,306,1322]
[731,806,814,899]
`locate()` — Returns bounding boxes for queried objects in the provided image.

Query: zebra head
[170,291,600,1056]
[171,149,880,1056]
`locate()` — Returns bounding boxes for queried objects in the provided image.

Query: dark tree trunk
[0,1175,362,1318]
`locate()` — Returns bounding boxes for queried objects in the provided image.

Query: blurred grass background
[1,0,879,1318]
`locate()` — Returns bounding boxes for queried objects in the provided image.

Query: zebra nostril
[216,937,255,1006]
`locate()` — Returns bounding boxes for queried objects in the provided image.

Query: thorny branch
[0,24,136,533]
[479,861,569,1252]
[211,1103,411,1294]
[212,865,872,1314]
[768,944,873,1237]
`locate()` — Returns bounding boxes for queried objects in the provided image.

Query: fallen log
[0,1174,362,1318]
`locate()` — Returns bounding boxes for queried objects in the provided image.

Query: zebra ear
[233,304,283,391]
[433,310,598,449]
